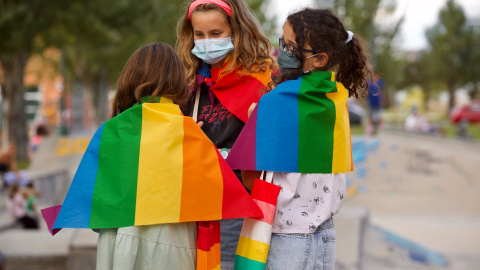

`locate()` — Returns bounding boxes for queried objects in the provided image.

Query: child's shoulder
[272,76,303,90]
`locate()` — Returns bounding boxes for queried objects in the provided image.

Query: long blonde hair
[176,0,274,87]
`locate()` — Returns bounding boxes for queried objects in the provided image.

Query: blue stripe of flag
[54,124,104,229]
[256,77,302,172]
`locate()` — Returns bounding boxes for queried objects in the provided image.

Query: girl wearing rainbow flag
[227,8,374,270]
[177,0,274,268]
[41,43,262,269]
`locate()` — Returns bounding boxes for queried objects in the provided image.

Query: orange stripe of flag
[180,118,223,222]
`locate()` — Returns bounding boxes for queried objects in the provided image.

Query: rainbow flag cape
[235,178,281,269]
[226,71,354,174]
[203,58,272,123]
[42,97,262,235]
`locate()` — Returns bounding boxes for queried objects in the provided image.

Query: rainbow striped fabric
[42,97,262,234]
[234,178,281,269]
[197,221,221,270]
[227,71,354,174]
[205,58,272,123]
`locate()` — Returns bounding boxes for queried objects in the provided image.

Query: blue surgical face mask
[191,37,234,64]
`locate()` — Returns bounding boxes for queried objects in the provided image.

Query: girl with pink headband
[177,0,275,269]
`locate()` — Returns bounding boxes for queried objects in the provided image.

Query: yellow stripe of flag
[326,83,352,173]
[236,236,270,263]
[135,103,184,224]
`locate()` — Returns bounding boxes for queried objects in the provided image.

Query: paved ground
[345,130,480,269]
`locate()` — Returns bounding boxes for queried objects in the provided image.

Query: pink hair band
[188,0,232,20]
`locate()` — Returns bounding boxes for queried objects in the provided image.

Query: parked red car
[450,100,480,124]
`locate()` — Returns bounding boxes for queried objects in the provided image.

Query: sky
[270,0,480,51]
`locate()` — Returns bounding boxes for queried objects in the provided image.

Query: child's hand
[248,103,257,118]
[197,121,204,128]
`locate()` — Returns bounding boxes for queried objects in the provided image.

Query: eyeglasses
[279,37,316,57]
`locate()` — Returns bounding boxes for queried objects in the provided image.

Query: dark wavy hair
[112,43,189,116]
[278,8,373,98]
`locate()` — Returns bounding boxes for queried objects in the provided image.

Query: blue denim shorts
[266,218,336,270]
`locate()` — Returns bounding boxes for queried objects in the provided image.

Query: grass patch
[440,122,480,140]
[350,125,365,135]
[384,120,480,140]
[16,160,31,170]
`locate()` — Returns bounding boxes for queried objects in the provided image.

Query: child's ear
[313,53,329,68]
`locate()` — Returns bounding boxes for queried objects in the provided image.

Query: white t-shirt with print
[271,172,346,234]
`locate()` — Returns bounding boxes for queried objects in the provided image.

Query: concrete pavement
[344,130,480,269]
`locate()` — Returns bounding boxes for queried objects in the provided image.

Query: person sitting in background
[23,182,41,222]
[6,184,39,229]
[404,106,429,132]
[404,106,440,134]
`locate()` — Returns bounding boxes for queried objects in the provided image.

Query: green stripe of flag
[298,73,337,172]
[234,255,266,270]
[90,104,142,227]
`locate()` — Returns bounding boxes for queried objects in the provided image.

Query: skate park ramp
[339,130,480,270]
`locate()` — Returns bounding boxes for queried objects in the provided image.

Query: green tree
[373,7,404,108]
[0,0,72,160]
[0,0,181,158]
[403,51,437,109]
[246,0,277,37]
[463,23,480,100]
[60,0,181,125]
[314,0,404,107]
[316,0,381,39]
[426,0,471,111]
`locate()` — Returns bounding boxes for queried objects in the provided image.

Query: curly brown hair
[278,8,373,98]
[111,43,189,116]
[176,0,275,87]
